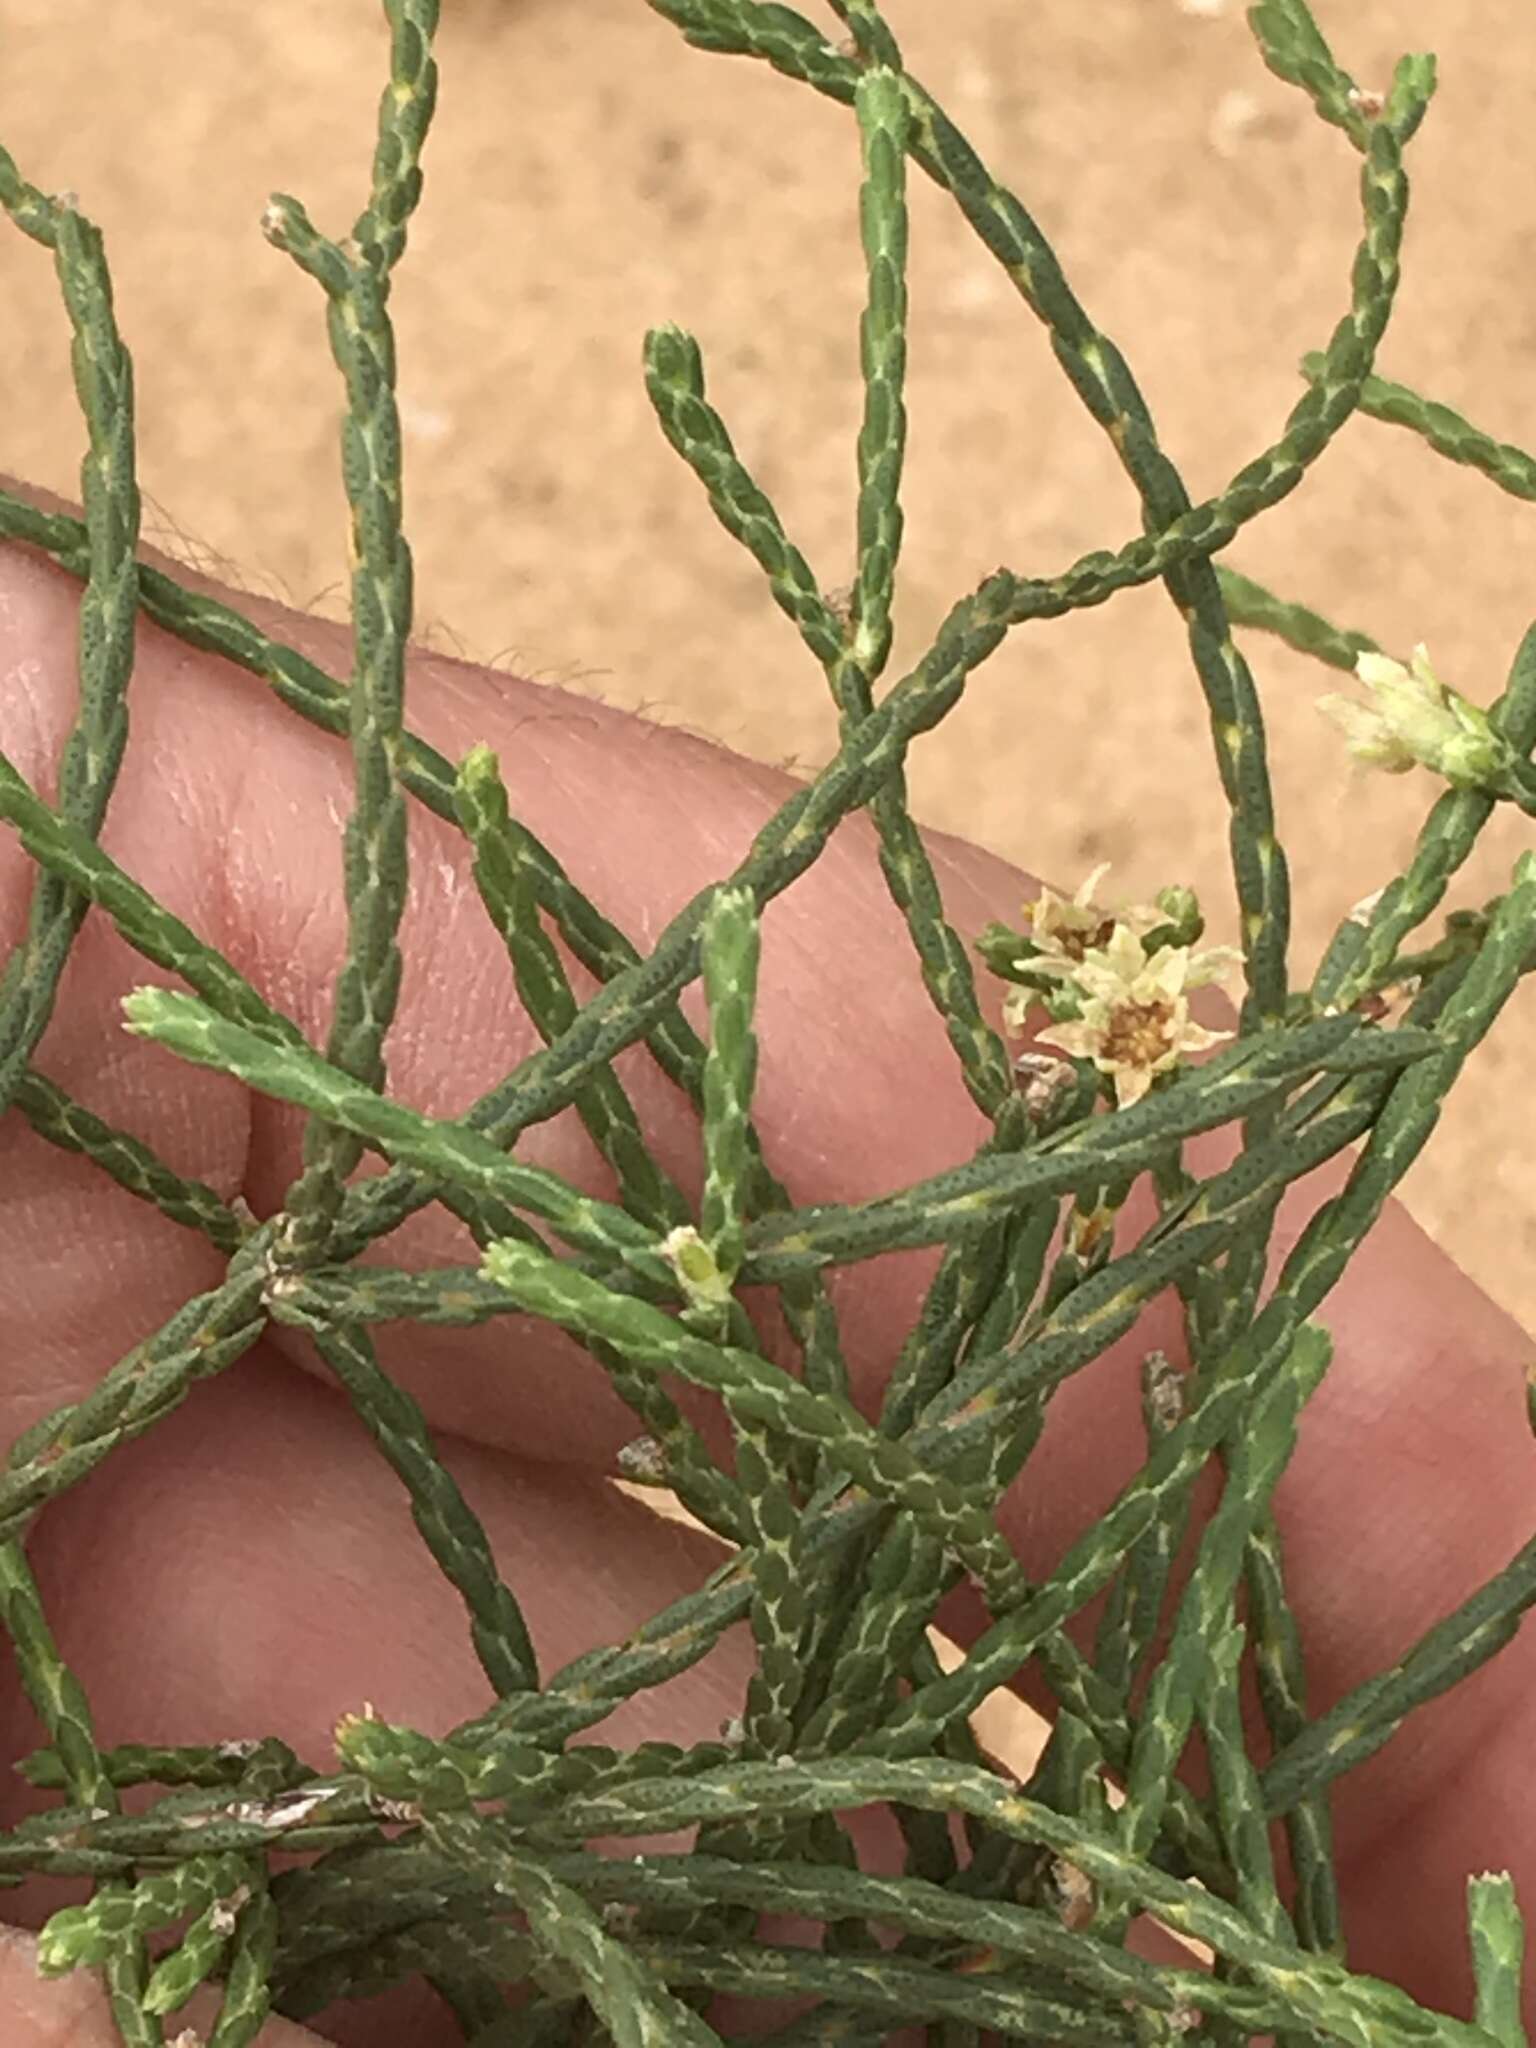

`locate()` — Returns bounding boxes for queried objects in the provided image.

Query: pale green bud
[1150,884,1203,947]
[1319,645,1513,790]
[661,1225,732,1310]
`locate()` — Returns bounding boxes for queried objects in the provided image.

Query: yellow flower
[1028,925,1238,1109]
[1021,863,1164,968]
[1317,644,1509,788]
[1021,863,1116,964]
[1011,860,1179,1003]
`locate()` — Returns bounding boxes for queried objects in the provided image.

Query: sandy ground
[1,0,1532,1343]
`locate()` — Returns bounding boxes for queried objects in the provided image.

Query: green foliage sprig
[0,2,1532,2043]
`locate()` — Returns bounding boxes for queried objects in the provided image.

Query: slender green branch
[280,1313,538,1698]
[454,741,691,1233]
[423,1816,727,2048]
[0,154,157,2041]
[1260,1525,1536,1817]
[120,985,679,1290]
[260,201,418,1257]
[1091,1350,1187,1699]
[477,1238,1030,1611]
[1301,353,1536,503]
[0,170,140,1116]
[206,1887,279,2048]
[847,61,908,681]
[1216,566,1382,673]
[0,1544,162,2042]
[1467,1872,1528,2048]
[14,1067,246,1251]
[1118,1327,1331,1858]
[698,883,762,1292]
[0,10,1529,2046]
[539,1754,1488,2048]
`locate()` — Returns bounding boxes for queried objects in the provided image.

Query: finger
[933,1154,1536,2019]
[0,1349,1265,2044]
[0,1351,754,2044]
[2,523,1533,2016]
[0,1922,320,2045]
[0,526,1018,1468]
[1,1351,955,2046]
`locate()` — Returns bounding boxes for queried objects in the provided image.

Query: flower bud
[1319,645,1515,791]
[975,920,1041,984]
[661,1224,732,1310]
[1011,1050,1079,1128]
[1151,883,1203,945]
[617,1436,668,1487]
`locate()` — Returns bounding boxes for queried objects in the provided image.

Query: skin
[0,497,1531,2045]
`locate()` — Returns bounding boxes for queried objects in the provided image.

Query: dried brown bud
[1144,1349,1185,1434]
[617,1435,667,1486]
[1067,1201,1115,1259]
[1354,976,1420,1025]
[1047,1856,1096,1930]
[208,1886,249,1936]
[374,1796,422,1823]
[1012,1049,1077,1126]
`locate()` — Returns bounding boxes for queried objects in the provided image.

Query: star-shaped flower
[1017,925,1239,1109]
[1021,864,1168,967]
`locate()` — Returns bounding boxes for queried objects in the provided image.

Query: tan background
[1,0,1532,1333]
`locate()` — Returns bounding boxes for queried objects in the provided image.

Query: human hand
[0,512,1530,2044]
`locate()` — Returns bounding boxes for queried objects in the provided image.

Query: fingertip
[0,1920,321,2045]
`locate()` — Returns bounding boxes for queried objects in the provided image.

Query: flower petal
[1184,944,1243,989]
[1142,945,1192,1000]
[1112,1064,1155,1109]
[1074,861,1112,908]
[1015,955,1081,981]
[1035,1018,1100,1061]
[1407,643,1443,696]
[1354,650,1409,693]
[1174,1018,1233,1056]
[1318,692,1417,771]
[1027,882,1065,928]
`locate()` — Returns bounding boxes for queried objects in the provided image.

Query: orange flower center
[1102,996,1174,1069]
[1053,915,1116,961]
